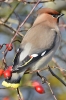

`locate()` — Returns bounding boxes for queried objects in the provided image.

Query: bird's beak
[57,13,64,19]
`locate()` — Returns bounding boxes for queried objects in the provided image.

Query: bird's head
[38,8,64,20]
[33,8,64,26]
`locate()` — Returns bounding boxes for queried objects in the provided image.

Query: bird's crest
[37,8,60,15]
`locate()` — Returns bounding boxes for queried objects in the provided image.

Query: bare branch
[20,0,55,4]
[46,80,57,100]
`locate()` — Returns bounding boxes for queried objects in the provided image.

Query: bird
[2,8,64,88]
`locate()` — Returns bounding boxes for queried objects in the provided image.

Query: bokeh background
[0,0,66,100]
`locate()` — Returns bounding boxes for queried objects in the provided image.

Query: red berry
[3,69,12,79]
[32,81,40,87]
[8,66,12,72]
[0,69,4,76]
[6,43,13,51]
[35,85,45,94]
[32,81,45,94]
[3,97,9,100]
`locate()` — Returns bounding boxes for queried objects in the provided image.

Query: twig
[20,0,55,4]
[52,58,66,78]
[48,66,66,86]
[25,63,66,86]
[45,79,57,100]
[10,0,41,44]
[17,88,23,100]
[4,2,20,23]
[25,66,56,74]
[36,72,57,100]
[3,0,41,56]
[0,21,24,37]
[2,0,41,69]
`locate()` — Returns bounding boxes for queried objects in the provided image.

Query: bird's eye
[51,14,61,18]
[52,14,59,18]
[49,13,60,18]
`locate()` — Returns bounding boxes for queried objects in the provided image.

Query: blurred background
[0,0,66,100]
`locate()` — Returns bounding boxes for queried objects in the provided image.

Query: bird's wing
[12,47,55,72]
[12,22,58,72]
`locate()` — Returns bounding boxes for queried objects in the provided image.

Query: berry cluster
[0,43,13,79]
[0,66,12,79]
